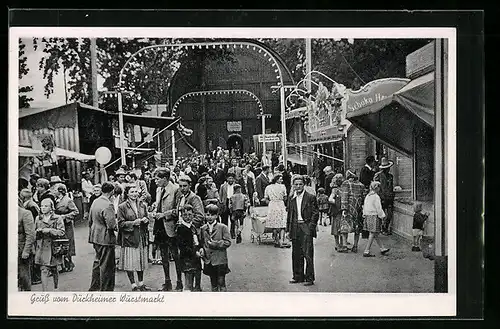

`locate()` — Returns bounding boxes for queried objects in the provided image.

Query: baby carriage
[250,206,276,245]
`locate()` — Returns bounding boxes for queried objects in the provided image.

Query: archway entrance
[227,134,243,158]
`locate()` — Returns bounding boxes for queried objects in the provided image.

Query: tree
[19,39,34,108]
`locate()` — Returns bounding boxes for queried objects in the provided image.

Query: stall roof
[346,72,434,157]
[20,102,181,129]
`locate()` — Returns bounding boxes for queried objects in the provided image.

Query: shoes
[337,247,348,253]
[289,279,304,284]
[158,281,172,291]
[363,252,375,257]
[415,247,421,251]
[303,281,314,286]
[411,246,418,251]
[351,246,358,253]
[132,286,140,291]
[148,258,153,264]
[139,284,152,291]
[192,286,202,292]
[31,280,42,285]
[380,248,390,255]
[175,281,183,291]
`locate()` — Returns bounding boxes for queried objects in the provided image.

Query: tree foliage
[19,39,34,108]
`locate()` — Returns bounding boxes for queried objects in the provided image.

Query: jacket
[218,182,236,211]
[255,173,270,201]
[34,213,65,266]
[200,222,231,266]
[18,206,35,258]
[237,175,255,199]
[174,190,205,229]
[286,191,319,239]
[228,166,243,180]
[55,194,80,256]
[359,165,376,188]
[88,195,117,246]
[154,182,179,238]
[117,200,149,248]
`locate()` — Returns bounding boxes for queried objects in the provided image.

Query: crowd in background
[17,146,428,291]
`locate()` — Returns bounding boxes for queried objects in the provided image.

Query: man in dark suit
[88,181,117,291]
[255,165,271,204]
[359,156,376,189]
[152,167,182,291]
[286,175,319,286]
[18,205,35,291]
[238,167,255,206]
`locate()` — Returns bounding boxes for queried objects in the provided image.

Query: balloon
[95,147,112,165]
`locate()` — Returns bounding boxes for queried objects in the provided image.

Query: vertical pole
[117,92,126,166]
[171,130,176,166]
[305,38,313,175]
[261,115,266,157]
[434,39,447,293]
[280,87,287,169]
[90,38,98,107]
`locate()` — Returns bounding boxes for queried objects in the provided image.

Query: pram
[250,206,276,245]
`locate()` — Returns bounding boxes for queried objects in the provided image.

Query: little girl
[362,181,390,257]
[34,198,66,291]
[316,187,330,226]
[199,204,231,292]
[176,204,202,291]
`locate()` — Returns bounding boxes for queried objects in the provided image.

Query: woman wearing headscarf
[117,186,152,291]
[339,169,366,253]
[34,198,65,291]
[54,183,79,272]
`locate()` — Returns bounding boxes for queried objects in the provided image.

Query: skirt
[330,213,342,235]
[266,200,287,229]
[203,263,231,277]
[119,234,149,271]
[363,215,382,233]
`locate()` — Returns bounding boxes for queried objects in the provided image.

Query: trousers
[291,223,315,282]
[158,237,182,284]
[18,256,32,291]
[89,244,116,291]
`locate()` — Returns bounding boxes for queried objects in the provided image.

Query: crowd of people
[17,147,428,291]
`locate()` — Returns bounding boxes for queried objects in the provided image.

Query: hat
[233,183,241,189]
[323,166,332,173]
[49,176,63,184]
[346,169,357,179]
[115,168,127,176]
[379,157,394,169]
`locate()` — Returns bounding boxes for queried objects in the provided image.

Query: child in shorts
[412,202,429,251]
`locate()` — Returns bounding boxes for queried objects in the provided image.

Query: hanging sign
[345,78,409,113]
[227,121,242,132]
[258,134,282,143]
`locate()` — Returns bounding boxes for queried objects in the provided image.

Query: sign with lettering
[258,134,282,143]
[345,78,410,113]
[226,121,242,132]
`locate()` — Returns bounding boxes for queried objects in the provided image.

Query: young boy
[316,187,330,226]
[412,202,429,251]
[228,184,249,243]
[175,204,202,291]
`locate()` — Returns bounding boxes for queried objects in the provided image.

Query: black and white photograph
[9,24,458,317]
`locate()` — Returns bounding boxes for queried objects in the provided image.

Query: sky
[20,38,105,109]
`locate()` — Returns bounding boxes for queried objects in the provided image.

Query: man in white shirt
[81,171,94,221]
[286,175,319,286]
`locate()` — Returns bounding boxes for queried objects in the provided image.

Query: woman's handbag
[339,213,352,234]
[52,239,70,256]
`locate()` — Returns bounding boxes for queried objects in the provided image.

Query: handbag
[339,214,352,234]
[52,239,70,256]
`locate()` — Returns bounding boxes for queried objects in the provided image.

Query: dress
[119,233,148,271]
[264,183,287,229]
[340,179,366,234]
[362,191,385,233]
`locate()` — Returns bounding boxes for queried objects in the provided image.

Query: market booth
[345,42,436,241]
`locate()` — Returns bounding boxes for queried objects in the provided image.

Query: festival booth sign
[345,76,434,158]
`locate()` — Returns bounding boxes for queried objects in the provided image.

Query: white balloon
[95,147,112,165]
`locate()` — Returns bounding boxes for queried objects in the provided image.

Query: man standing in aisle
[255,165,271,205]
[219,173,236,227]
[374,157,395,235]
[286,175,319,286]
[18,202,35,291]
[228,158,243,181]
[152,167,183,291]
[88,181,117,291]
[359,156,376,189]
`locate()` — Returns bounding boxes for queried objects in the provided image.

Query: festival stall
[345,41,436,240]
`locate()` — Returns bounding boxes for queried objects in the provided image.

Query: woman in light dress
[264,174,290,248]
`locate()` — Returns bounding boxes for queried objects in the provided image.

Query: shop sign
[345,78,410,113]
[258,134,282,143]
[227,121,242,132]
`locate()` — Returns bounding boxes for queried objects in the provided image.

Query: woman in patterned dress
[264,174,290,248]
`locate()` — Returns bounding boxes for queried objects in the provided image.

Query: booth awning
[18,146,96,161]
[346,72,434,157]
[287,153,308,166]
[108,113,181,129]
[54,148,96,161]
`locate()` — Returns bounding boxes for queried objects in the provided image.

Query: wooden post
[90,38,98,107]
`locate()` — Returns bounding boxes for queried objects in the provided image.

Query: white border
[9,27,457,317]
